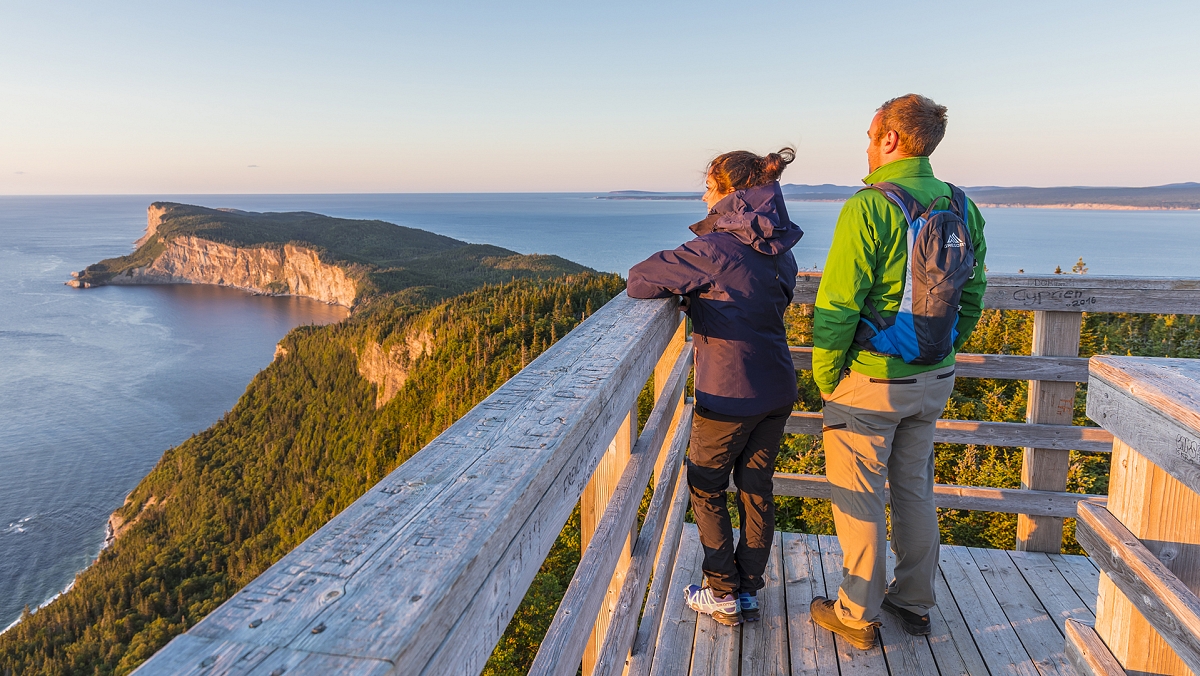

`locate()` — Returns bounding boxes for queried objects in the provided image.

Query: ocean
[1,193,1198,631]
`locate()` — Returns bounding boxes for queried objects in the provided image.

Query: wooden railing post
[581,405,637,675]
[1016,310,1082,552]
[653,314,688,485]
[1075,356,1200,675]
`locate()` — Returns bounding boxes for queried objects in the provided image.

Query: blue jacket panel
[627,182,803,417]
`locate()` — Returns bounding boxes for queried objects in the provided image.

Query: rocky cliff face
[106,235,358,307]
[356,328,433,408]
[134,203,168,248]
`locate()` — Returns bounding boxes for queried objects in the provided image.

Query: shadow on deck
[654,524,1099,676]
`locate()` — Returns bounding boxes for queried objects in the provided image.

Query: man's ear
[883,129,901,154]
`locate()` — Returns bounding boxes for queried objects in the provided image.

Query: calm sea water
[1,194,1197,631]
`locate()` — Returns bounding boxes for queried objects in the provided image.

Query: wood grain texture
[138,294,682,675]
[1048,553,1101,616]
[969,546,1074,675]
[785,411,1114,452]
[792,272,1200,313]
[1007,550,1096,631]
[1017,310,1082,554]
[740,531,788,676]
[927,563,991,676]
[1088,359,1200,495]
[781,532,839,676]
[626,455,692,676]
[1063,619,1126,676]
[593,406,693,676]
[647,524,702,676]
[533,345,693,676]
[790,347,1089,382]
[767,472,1104,518]
[129,634,393,676]
[879,547,940,676]
[1076,499,1200,675]
[937,545,1040,676]
[815,535,889,675]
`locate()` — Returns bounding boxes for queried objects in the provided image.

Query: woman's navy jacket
[627,182,803,417]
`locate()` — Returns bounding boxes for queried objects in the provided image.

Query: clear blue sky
[2,1,1197,194]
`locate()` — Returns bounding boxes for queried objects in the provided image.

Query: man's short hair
[875,94,948,156]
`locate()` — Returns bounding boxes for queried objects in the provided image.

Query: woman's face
[702,172,728,209]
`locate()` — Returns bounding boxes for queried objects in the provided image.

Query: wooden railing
[1064,357,1200,676]
[132,274,1200,675]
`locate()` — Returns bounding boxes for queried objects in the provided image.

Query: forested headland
[6,213,1199,676]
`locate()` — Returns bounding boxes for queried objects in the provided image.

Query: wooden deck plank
[650,524,704,676]
[1007,550,1096,631]
[938,546,1040,676]
[781,533,839,676]
[968,547,1071,675]
[815,535,890,675]
[740,531,788,676]
[877,546,940,676]
[1047,553,1101,615]
[928,561,992,676]
[688,615,740,676]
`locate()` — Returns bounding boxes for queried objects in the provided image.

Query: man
[808,94,987,649]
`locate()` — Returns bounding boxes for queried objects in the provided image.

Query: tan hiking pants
[821,365,956,629]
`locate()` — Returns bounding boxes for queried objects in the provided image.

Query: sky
[1,1,1198,194]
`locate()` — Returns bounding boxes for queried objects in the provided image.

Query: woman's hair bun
[708,147,796,194]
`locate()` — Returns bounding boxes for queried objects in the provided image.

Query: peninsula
[68,202,586,306]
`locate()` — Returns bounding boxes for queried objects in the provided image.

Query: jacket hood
[689,182,804,255]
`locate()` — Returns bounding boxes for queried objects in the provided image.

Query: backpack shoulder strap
[944,182,970,224]
[861,182,926,227]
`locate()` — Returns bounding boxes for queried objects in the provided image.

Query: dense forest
[4,254,1198,674]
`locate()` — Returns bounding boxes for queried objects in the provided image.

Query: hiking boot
[809,596,878,649]
[738,592,760,622]
[684,584,741,626]
[882,595,931,636]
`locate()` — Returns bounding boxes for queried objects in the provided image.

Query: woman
[627,148,802,626]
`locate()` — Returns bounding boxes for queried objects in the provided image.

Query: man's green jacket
[812,156,988,394]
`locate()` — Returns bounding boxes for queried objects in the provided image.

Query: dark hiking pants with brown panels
[687,403,792,597]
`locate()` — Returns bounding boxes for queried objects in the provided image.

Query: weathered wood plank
[815,535,889,675]
[790,347,1090,382]
[937,545,1039,676]
[786,411,1114,452]
[594,406,694,676]
[627,453,692,676]
[1076,499,1200,674]
[969,546,1073,675]
[647,524,703,676]
[1063,619,1126,676]
[792,272,1200,313]
[928,561,992,676]
[767,472,1104,517]
[780,532,839,676]
[1088,357,1200,495]
[879,546,940,676]
[532,345,693,676]
[139,294,681,675]
[129,634,393,676]
[1017,310,1082,553]
[688,613,740,676]
[1007,550,1096,632]
[581,405,636,676]
[740,531,788,676]
[1047,553,1101,615]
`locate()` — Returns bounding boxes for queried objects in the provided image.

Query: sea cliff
[101,235,357,306]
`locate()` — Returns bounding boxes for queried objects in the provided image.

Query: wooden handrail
[790,346,1091,382]
[793,272,1200,314]
[1076,500,1200,673]
[528,342,693,676]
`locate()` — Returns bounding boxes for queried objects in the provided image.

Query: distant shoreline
[599,194,1199,211]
